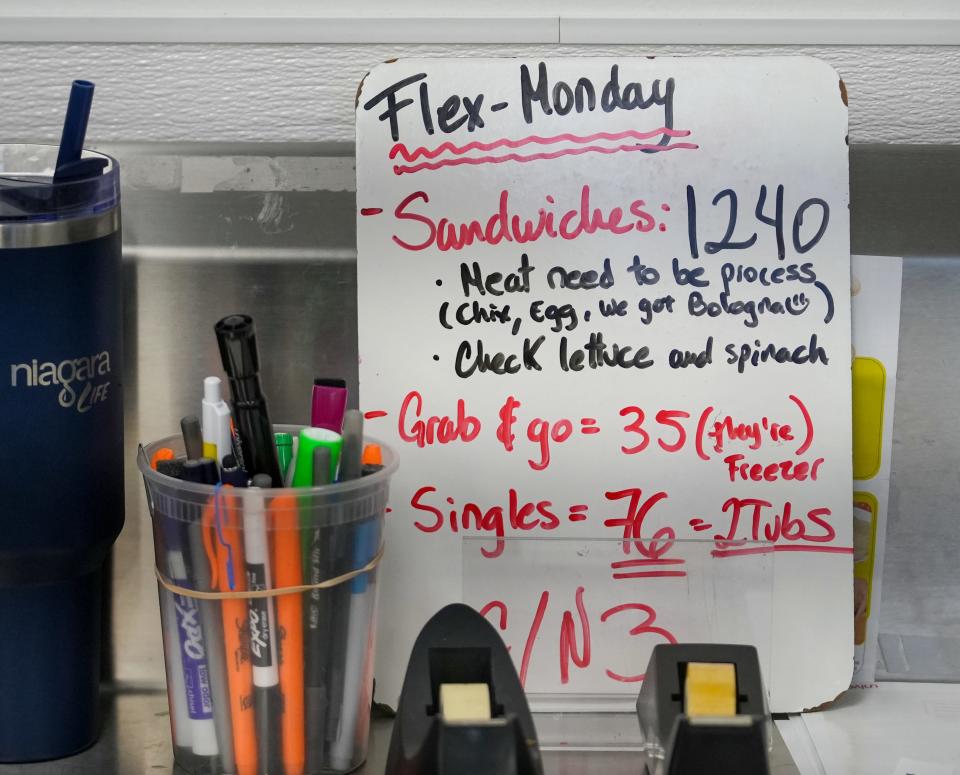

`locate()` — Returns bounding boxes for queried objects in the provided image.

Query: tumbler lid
[0,144,119,223]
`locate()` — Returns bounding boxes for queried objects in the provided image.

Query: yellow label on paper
[853,357,886,480]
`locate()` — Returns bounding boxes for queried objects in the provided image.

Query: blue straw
[54,80,95,181]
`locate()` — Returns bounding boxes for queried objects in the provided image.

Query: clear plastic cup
[138,426,397,775]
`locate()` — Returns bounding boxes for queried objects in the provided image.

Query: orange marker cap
[361,443,382,466]
[151,447,175,470]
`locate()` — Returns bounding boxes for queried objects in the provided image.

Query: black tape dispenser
[385,603,544,775]
[636,643,771,775]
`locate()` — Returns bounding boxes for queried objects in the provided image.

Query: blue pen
[329,518,378,770]
[322,409,367,767]
[54,80,95,182]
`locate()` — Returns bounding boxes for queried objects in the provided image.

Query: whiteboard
[356,56,852,712]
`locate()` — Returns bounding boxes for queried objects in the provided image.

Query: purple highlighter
[311,378,348,433]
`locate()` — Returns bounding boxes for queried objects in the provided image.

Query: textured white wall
[1,43,958,144]
[8,0,960,17]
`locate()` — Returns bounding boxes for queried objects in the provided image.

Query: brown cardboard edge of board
[356,58,401,109]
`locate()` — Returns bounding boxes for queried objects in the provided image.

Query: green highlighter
[294,427,343,569]
[292,427,342,487]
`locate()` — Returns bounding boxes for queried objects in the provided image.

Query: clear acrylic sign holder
[462,536,774,750]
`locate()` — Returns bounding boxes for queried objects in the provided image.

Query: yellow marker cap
[684,662,737,718]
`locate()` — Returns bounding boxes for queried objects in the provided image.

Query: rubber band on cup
[155,543,384,600]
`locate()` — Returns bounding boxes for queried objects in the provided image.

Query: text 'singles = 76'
[410,485,845,560]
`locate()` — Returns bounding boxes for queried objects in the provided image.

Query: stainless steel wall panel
[107,143,960,687]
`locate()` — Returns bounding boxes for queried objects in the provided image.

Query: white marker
[201,376,233,466]
[244,477,283,773]
[159,590,193,751]
[167,548,219,756]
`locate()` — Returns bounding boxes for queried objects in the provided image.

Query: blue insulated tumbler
[0,145,123,761]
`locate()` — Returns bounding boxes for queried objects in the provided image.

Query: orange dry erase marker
[151,447,175,470]
[202,489,257,775]
[270,494,305,775]
[361,443,383,476]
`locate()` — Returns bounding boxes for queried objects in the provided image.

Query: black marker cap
[182,458,219,485]
[180,415,204,461]
[156,459,186,480]
[220,466,249,488]
[251,473,273,489]
[313,377,347,388]
[215,314,260,378]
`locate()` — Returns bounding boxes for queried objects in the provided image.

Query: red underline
[610,558,686,569]
[612,571,688,579]
[389,127,692,161]
[393,141,699,175]
[773,545,855,553]
[711,545,854,558]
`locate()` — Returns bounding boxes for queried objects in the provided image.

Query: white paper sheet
[779,684,960,775]
[850,255,903,684]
